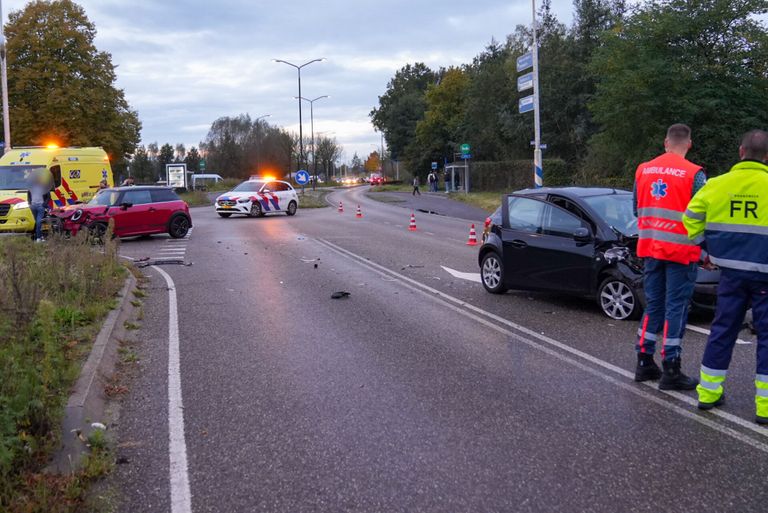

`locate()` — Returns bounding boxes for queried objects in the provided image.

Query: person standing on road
[633,123,706,389]
[412,175,421,196]
[683,130,768,424]
[427,170,436,192]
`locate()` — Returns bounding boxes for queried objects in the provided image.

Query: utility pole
[296,95,328,190]
[531,0,543,187]
[0,0,11,153]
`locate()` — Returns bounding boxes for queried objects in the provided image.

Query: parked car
[478,187,718,320]
[51,186,192,240]
[370,174,384,186]
[215,179,299,217]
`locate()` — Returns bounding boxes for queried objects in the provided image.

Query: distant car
[52,186,192,239]
[215,179,299,218]
[370,174,384,186]
[478,187,718,320]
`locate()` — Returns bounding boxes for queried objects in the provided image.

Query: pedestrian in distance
[444,169,451,193]
[412,175,421,196]
[427,170,437,192]
[633,123,707,390]
[29,169,50,242]
[683,129,768,424]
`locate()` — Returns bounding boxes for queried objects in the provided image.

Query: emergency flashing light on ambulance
[0,146,114,234]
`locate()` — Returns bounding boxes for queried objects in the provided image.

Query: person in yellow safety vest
[683,129,768,425]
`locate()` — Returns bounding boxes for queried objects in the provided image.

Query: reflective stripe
[757,374,768,383]
[709,256,768,274]
[664,338,681,347]
[692,235,705,245]
[702,366,727,377]
[638,207,684,221]
[637,329,657,341]
[707,222,768,236]
[638,229,696,246]
[684,208,705,221]
[699,380,721,391]
[757,389,768,398]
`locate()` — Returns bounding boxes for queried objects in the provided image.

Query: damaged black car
[478,187,718,321]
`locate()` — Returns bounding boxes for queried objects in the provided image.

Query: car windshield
[582,194,637,236]
[233,181,264,192]
[0,165,46,190]
[89,189,120,206]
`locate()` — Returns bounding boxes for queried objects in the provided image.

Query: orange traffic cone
[466,224,478,246]
[338,201,344,213]
[408,212,417,231]
[356,205,363,218]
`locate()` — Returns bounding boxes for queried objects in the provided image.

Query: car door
[149,188,177,232]
[501,195,594,293]
[114,189,153,235]
[261,182,283,213]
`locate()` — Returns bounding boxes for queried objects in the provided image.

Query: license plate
[221,205,231,209]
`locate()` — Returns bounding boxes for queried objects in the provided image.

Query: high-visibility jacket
[683,160,768,278]
[635,153,702,264]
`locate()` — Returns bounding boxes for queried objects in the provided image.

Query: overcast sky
[3,0,575,162]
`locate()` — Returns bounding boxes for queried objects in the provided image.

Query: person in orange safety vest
[633,124,707,390]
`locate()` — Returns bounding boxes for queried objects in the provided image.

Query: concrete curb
[50,269,138,473]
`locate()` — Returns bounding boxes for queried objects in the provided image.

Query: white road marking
[153,266,193,513]
[315,238,768,448]
[686,323,752,345]
[441,265,481,283]
[425,231,435,236]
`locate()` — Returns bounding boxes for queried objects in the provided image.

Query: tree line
[371,0,768,186]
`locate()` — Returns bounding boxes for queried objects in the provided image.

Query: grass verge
[297,189,331,208]
[369,184,412,193]
[447,191,506,213]
[0,233,125,512]
[178,190,212,207]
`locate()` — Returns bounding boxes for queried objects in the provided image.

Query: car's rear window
[150,189,179,202]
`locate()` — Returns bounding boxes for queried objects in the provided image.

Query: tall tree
[364,151,380,173]
[129,145,154,183]
[185,146,201,172]
[158,143,175,180]
[4,0,141,175]
[175,143,186,163]
[315,136,343,178]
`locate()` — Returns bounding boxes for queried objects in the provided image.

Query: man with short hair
[633,124,707,389]
[683,130,768,424]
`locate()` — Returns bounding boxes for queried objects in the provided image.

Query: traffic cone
[466,224,478,246]
[338,201,344,213]
[356,205,363,218]
[408,212,417,231]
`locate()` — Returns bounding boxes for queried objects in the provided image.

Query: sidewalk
[366,190,495,223]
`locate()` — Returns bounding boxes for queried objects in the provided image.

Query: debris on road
[331,291,351,299]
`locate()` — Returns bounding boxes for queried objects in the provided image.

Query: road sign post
[516,1,543,188]
[199,159,206,172]
[295,169,310,195]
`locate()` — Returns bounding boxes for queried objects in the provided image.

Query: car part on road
[481,252,508,294]
[597,272,641,321]
[331,291,351,299]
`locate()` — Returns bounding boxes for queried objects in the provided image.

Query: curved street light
[272,58,326,182]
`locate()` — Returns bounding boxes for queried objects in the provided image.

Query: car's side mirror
[120,202,133,210]
[573,227,592,243]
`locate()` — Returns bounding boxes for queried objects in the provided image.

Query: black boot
[635,353,662,382]
[659,358,698,390]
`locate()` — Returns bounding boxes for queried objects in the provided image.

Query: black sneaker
[635,353,662,382]
[659,358,698,391]
[698,394,725,411]
[757,415,768,425]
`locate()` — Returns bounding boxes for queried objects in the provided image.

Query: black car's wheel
[286,201,297,216]
[481,252,508,294]
[598,273,641,321]
[168,215,190,239]
[218,212,232,218]
[249,202,262,217]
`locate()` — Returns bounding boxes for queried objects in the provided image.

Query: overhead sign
[295,169,310,185]
[431,162,438,170]
[517,72,534,92]
[516,52,533,72]
[519,95,535,114]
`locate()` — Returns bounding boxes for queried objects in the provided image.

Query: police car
[215,179,299,218]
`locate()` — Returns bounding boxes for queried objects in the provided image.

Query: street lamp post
[0,0,11,153]
[296,95,328,190]
[272,58,325,184]
[254,114,271,175]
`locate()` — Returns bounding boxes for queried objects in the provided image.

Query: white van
[191,173,223,190]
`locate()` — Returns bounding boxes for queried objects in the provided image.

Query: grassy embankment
[0,234,125,512]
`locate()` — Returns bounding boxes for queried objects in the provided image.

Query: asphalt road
[110,186,768,513]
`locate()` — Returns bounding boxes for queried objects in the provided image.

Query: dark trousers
[636,258,697,361]
[412,186,420,196]
[702,271,768,376]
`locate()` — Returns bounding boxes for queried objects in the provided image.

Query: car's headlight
[15,201,29,209]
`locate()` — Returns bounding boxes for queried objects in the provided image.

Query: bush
[0,234,124,508]
[469,159,570,191]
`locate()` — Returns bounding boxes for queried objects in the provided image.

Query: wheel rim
[288,202,296,214]
[251,204,260,216]
[600,280,635,320]
[172,217,189,236]
[482,256,502,289]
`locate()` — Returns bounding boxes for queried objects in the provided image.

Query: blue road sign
[519,95,535,114]
[517,72,534,92]
[295,170,310,185]
[516,52,533,72]
[461,154,472,160]
[431,161,438,170]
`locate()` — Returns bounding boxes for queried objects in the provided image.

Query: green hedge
[469,159,570,191]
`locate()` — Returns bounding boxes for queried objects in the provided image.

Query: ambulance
[0,146,113,233]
